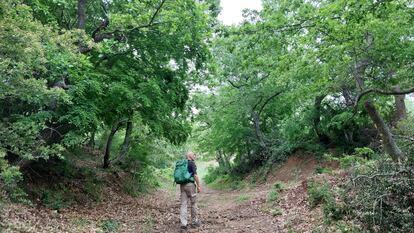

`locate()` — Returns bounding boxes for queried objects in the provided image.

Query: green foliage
[204,166,226,184]
[272,181,285,191]
[307,180,332,208]
[194,0,414,181]
[101,219,120,233]
[323,199,348,225]
[40,188,73,210]
[23,156,106,208]
[0,151,28,203]
[0,0,213,183]
[338,156,365,169]
[353,147,375,159]
[307,179,348,224]
[345,161,414,232]
[267,181,284,202]
[267,190,280,203]
[84,177,103,202]
[315,166,332,175]
[204,167,245,190]
[123,166,160,197]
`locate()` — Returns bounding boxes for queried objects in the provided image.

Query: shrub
[267,181,285,203]
[339,155,364,169]
[323,199,348,224]
[123,166,160,197]
[307,180,332,208]
[353,147,375,159]
[204,166,226,184]
[208,174,245,190]
[0,151,28,203]
[345,161,414,232]
[41,188,73,210]
[84,177,103,202]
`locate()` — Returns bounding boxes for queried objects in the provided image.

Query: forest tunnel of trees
[1,0,414,232]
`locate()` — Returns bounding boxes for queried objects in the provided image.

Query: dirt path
[1,156,326,232]
[154,185,280,233]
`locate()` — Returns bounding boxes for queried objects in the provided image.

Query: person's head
[186,151,196,161]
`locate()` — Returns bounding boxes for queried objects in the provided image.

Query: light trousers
[180,182,198,227]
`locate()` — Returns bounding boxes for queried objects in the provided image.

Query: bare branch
[355,87,414,107]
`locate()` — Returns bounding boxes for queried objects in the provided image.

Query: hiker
[179,151,202,232]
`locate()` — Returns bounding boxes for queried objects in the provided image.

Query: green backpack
[174,160,195,184]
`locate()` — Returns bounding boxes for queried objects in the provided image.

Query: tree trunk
[103,122,120,168]
[353,37,404,162]
[114,121,133,164]
[252,111,267,149]
[77,0,87,29]
[341,86,354,106]
[364,100,404,162]
[391,85,407,127]
[313,95,330,145]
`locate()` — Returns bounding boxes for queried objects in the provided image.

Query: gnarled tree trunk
[252,111,267,149]
[103,121,121,168]
[113,121,133,164]
[313,95,330,145]
[364,100,404,162]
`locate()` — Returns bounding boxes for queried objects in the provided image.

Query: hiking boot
[180,225,188,233]
[191,220,201,228]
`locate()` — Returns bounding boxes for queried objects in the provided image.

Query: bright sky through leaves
[218,0,262,25]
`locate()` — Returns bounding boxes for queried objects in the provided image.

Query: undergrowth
[345,160,414,232]
[101,219,120,233]
[204,166,245,190]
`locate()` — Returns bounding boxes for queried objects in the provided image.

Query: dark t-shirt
[188,160,197,177]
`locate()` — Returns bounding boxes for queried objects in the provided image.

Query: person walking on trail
[178,151,202,232]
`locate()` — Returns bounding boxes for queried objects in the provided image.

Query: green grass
[267,181,285,202]
[101,219,120,233]
[315,166,333,174]
[270,207,283,216]
[267,189,280,202]
[236,194,250,203]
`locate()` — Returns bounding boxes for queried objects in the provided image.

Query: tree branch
[258,91,283,116]
[227,80,245,89]
[355,87,414,107]
[128,0,167,32]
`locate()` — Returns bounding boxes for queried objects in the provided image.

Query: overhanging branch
[355,87,414,107]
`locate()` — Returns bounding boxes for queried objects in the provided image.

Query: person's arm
[194,174,202,193]
[190,161,202,193]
